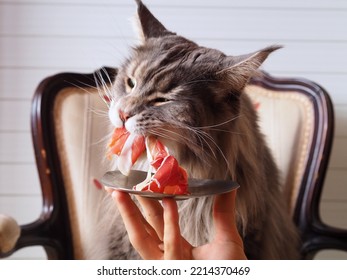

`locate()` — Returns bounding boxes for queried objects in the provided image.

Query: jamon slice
[107,127,130,158]
[107,127,146,175]
[107,128,188,195]
[135,137,188,195]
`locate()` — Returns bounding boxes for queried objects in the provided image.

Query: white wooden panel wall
[0,0,346,259]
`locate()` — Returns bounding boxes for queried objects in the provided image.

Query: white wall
[0,0,346,259]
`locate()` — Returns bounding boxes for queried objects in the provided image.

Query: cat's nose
[119,110,131,123]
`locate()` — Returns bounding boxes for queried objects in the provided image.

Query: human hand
[106,188,247,260]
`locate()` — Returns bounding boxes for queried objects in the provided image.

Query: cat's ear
[218,45,281,92]
[135,0,175,41]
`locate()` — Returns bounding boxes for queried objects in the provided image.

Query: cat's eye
[126,77,136,89]
[152,97,171,106]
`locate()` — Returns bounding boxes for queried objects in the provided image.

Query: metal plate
[101,170,239,200]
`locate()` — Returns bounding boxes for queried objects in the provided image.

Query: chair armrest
[0,214,21,255]
[301,222,347,259]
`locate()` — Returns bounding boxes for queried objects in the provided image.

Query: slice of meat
[107,127,146,175]
[134,137,188,195]
[107,127,130,158]
[131,133,146,165]
[140,155,188,195]
[107,128,188,195]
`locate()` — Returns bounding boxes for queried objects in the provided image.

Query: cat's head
[108,0,279,165]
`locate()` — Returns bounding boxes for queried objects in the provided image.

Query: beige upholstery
[245,85,314,213]
[53,88,110,259]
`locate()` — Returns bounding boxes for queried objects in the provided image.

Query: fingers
[111,190,162,259]
[213,190,244,247]
[108,187,165,240]
[162,198,183,259]
[106,188,191,260]
[136,196,164,240]
[137,197,188,259]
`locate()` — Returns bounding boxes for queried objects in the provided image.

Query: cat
[89,0,300,259]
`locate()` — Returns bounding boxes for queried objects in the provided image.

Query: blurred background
[0,0,346,259]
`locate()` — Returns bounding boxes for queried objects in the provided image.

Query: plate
[101,170,239,200]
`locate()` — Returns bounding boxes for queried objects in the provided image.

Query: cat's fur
[90,0,300,259]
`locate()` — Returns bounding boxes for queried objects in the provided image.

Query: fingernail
[162,198,168,209]
[104,186,113,194]
[158,243,164,251]
[111,190,117,198]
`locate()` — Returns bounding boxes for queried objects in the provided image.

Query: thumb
[213,190,243,246]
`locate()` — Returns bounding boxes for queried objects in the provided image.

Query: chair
[0,67,345,259]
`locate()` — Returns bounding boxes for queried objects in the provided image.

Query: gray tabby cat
[94,0,300,259]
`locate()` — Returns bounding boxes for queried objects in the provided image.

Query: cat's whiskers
[66,72,114,110]
[152,120,230,170]
[148,126,197,149]
[88,108,109,117]
[147,126,211,162]
[193,115,241,129]
[186,127,218,158]
[185,125,230,172]
[91,130,114,146]
[67,81,98,94]
[73,71,116,149]
[190,115,247,136]
[66,82,111,117]
[94,69,116,107]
